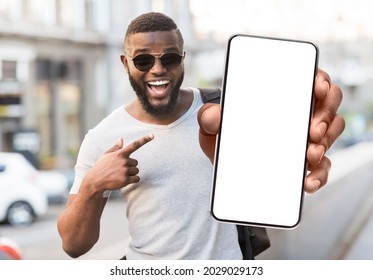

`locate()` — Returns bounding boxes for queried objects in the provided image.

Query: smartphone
[210,34,318,229]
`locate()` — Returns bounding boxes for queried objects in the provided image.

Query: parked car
[0,152,69,204]
[0,153,47,226]
[0,152,68,226]
[37,169,69,203]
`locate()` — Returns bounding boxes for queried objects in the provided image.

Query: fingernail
[317,122,327,138]
[309,180,321,193]
[317,145,325,164]
[116,138,123,147]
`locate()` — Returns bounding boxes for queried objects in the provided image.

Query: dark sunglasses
[127,51,185,72]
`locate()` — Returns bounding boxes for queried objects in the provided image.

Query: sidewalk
[344,208,373,259]
[330,142,373,259]
[257,141,373,260]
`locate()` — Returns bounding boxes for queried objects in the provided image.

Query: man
[57,12,345,259]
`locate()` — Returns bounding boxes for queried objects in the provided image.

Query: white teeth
[148,80,169,86]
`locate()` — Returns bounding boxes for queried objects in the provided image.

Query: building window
[1,60,17,81]
[0,60,23,118]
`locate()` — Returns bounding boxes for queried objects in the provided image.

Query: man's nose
[149,57,166,73]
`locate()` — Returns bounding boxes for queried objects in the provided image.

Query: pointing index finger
[121,133,154,156]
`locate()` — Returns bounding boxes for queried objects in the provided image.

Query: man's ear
[120,54,129,73]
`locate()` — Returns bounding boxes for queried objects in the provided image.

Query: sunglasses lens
[131,53,183,71]
[133,54,155,71]
[160,53,183,70]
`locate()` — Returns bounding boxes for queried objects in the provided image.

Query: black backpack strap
[237,225,271,259]
[199,88,221,104]
[237,225,254,260]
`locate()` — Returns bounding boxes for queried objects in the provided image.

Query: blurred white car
[37,169,69,203]
[0,153,47,226]
[0,152,69,226]
[1,152,69,202]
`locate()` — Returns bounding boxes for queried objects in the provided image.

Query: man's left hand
[197,68,345,193]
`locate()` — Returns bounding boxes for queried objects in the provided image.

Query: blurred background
[0,0,373,260]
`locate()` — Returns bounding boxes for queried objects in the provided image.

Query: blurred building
[1,0,373,169]
[0,0,195,169]
[189,0,373,148]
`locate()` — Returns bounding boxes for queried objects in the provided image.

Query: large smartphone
[210,34,318,229]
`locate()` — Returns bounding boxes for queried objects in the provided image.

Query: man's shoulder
[96,106,125,126]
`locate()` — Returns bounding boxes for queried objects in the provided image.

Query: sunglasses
[127,51,185,72]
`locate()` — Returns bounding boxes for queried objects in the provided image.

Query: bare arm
[57,192,107,258]
[57,134,154,258]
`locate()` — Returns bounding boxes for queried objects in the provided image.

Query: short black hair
[124,12,184,48]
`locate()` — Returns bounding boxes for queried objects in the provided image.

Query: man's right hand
[82,134,154,193]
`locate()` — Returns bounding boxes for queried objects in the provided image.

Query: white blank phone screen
[210,35,318,228]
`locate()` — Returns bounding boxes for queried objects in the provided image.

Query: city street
[0,196,129,260]
[1,142,373,260]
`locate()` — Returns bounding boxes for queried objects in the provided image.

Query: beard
[128,72,184,118]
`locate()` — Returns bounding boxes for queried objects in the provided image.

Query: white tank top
[70,88,242,259]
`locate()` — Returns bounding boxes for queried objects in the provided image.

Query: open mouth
[147,80,171,98]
